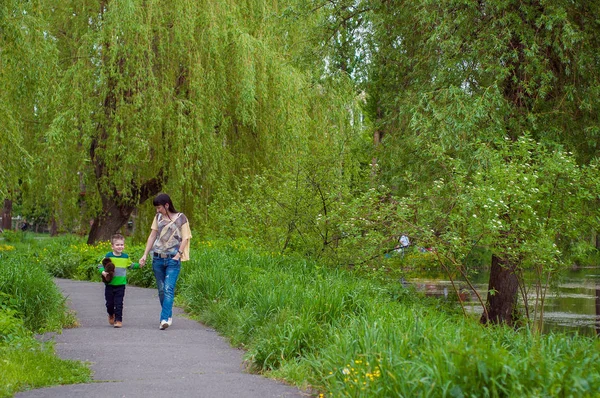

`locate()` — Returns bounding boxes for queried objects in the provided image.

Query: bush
[0,251,72,333]
[1,230,31,244]
[38,236,155,288]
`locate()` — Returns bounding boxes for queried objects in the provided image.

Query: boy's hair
[111,233,125,244]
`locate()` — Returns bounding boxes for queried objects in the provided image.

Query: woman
[139,193,192,330]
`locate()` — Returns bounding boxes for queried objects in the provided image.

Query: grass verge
[177,241,600,397]
[23,236,600,397]
[0,243,92,397]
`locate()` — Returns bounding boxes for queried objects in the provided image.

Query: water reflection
[408,266,600,336]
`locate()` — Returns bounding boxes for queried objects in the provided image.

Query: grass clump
[0,251,74,332]
[0,245,91,397]
[0,335,90,398]
[177,241,600,397]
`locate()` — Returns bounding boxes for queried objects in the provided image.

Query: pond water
[407,266,600,337]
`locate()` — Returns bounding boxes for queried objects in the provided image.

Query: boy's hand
[101,271,107,277]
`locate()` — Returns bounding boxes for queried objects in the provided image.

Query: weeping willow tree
[18,0,358,243]
[196,2,369,256]
[0,1,58,230]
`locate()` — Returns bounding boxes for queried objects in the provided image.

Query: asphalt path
[16,279,307,398]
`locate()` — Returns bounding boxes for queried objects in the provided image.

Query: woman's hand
[139,254,147,266]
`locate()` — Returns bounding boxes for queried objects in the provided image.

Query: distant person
[395,234,410,257]
[20,220,29,231]
[139,193,191,330]
[99,234,142,328]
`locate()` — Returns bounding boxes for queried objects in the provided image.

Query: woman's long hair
[153,193,178,213]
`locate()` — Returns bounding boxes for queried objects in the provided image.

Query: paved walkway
[17,279,307,398]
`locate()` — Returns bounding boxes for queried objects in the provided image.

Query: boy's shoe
[167,317,173,326]
[108,314,115,326]
[159,320,169,330]
[114,321,122,328]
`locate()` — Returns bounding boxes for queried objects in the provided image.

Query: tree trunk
[1,199,12,230]
[50,216,58,236]
[596,284,600,336]
[371,106,384,179]
[480,254,519,326]
[87,196,135,244]
[86,172,163,245]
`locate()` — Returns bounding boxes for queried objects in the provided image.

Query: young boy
[99,234,142,328]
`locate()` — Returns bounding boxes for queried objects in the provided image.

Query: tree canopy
[2,0,359,242]
[4,0,600,327]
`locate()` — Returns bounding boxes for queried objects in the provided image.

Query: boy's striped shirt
[98,252,140,286]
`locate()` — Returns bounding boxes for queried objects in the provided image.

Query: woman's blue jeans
[152,257,181,322]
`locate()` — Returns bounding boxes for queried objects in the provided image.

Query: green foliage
[0,292,29,344]
[3,0,361,243]
[39,236,107,279]
[312,315,600,397]
[399,135,600,327]
[1,230,31,244]
[277,1,600,328]
[209,101,371,261]
[0,0,57,198]
[322,184,403,268]
[175,241,600,396]
[0,251,72,333]
[0,244,91,397]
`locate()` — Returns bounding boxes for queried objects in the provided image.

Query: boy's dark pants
[105,285,126,322]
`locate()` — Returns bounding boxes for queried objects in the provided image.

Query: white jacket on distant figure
[399,235,410,248]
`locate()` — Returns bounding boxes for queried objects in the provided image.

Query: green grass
[0,341,90,398]
[21,236,600,397]
[176,242,600,397]
[0,252,75,333]
[0,243,92,397]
